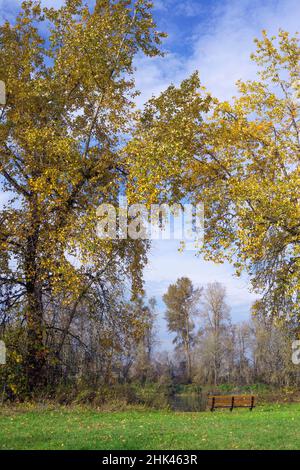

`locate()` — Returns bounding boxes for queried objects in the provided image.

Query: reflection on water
[169,393,207,412]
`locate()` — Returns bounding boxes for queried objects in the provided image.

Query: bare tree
[200,282,231,386]
[235,322,252,384]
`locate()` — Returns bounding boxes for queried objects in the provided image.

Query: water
[169,393,207,412]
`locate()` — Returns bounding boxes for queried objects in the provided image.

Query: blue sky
[135,0,300,104]
[1,0,299,349]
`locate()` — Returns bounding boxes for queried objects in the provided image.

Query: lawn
[0,403,299,450]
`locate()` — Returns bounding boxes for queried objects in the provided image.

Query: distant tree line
[1,275,299,400]
[161,278,300,388]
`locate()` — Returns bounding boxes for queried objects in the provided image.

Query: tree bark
[24,204,45,393]
[185,340,192,383]
[26,283,45,392]
[184,311,192,383]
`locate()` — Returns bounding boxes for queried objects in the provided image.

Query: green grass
[0,403,299,450]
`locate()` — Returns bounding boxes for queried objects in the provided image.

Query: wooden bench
[207,394,255,411]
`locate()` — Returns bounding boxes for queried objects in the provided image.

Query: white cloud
[144,240,257,308]
[186,0,300,99]
[134,53,185,106]
[136,0,300,103]
[145,240,257,350]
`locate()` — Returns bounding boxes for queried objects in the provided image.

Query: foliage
[0,324,28,399]
[0,0,163,390]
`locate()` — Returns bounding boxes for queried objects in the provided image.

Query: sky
[1,0,299,349]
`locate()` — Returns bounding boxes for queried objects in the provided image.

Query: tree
[200,282,231,386]
[235,322,252,385]
[126,30,300,322]
[131,296,157,383]
[163,277,201,382]
[0,0,164,391]
[250,311,297,386]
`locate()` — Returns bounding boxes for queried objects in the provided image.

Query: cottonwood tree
[0,0,164,391]
[126,31,300,322]
[163,277,201,383]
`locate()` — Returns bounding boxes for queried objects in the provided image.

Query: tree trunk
[184,311,192,383]
[214,329,220,386]
[183,337,192,383]
[26,284,45,392]
[186,343,192,383]
[24,207,45,393]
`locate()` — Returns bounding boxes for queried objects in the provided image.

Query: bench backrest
[207,394,255,408]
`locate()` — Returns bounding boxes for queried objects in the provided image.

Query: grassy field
[0,403,299,450]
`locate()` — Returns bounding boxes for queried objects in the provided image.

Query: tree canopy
[127,30,300,323]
